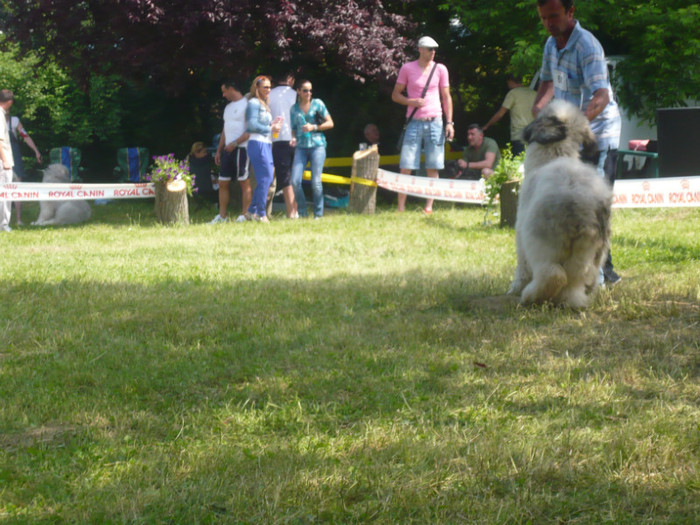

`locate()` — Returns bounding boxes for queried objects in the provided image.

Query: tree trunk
[349,145,379,214]
[154,180,189,225]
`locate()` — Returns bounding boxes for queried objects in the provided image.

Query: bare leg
[397,168,412,211]
[424,168,439,212]
[218,180,230,218]
[239,179,252,216]
[282,185,297,217]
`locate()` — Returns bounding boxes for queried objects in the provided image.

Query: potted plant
[483,144,525,227]
[144,153,195,225]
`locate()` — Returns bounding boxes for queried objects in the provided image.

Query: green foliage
[0,36,124,150]
[484,144,525,209]
[445,0,700,123]
[613,3,700,123]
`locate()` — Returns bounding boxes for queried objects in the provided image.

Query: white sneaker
[235,215,246,223]
[209,214,228,224]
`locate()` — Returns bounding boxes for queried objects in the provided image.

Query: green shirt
[462,136,501,170]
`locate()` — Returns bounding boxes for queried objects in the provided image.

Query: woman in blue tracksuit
[245,75,282,222]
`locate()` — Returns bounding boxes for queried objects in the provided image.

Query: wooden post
[349,145,379,214]
[499,180,520,228]
[154,179,190,225]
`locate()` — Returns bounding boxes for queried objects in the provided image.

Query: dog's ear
[580,127,598,160]
[523,116,567,145]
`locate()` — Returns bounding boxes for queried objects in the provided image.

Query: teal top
[290,98,329,149]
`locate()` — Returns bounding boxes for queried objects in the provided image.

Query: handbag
[396,62,439,152]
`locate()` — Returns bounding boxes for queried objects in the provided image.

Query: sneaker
[422,207,433,215]
[256,215,270,223]
[604,268,622,286]
[209,214,228,224]
[243,212,255,221]
[235,215,246,223]
[1,225,11,232]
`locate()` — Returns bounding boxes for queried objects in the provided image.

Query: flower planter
[499,179,520,228]
[154,179,189,225]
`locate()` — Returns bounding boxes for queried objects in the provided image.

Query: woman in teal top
[290,80,334,218]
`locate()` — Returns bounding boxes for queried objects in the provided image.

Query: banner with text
[377,170,700,208]
[2,175,699,208]
[0,182,155,202]
[376,169,488,204]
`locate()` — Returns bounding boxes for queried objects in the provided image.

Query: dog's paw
[507,280,526,296]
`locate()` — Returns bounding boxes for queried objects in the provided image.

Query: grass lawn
[1,198,699,524]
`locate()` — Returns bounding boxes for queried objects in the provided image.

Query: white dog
[507,100,612,308]
[32,164,92,226]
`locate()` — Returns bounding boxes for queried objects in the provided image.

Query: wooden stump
[349,145,379,214]
[154,180,189,225]
[499,180,520,228]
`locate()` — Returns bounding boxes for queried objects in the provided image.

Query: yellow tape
[350,177,378,188]
[300,147,461,185]
[302,171,351,185]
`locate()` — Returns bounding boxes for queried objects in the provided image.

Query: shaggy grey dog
[507,100,612,308]
[32,164,92,226]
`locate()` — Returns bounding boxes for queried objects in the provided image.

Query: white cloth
[268,85,297,142]
[223,97,248,148]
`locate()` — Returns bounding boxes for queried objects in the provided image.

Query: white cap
[417,36,439,49]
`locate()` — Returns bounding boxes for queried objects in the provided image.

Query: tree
[1,0,414,91]
[444,0,700,124]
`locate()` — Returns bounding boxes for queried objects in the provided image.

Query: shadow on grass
[2,271,699,521]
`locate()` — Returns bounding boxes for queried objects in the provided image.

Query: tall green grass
[1,200,699,523]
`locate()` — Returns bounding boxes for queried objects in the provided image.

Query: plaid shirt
[540,21,621,150]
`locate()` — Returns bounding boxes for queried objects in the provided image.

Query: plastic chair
[49,147,83,181]
[114,147,150,182]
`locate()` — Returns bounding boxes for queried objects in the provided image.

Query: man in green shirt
[457,124,501,179]
[483,75,537,156]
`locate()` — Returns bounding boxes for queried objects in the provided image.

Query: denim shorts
[400,117,445,171]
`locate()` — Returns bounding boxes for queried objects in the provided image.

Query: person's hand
[408,98,426,108]
[2,161,11,170]
[35,152,43,164]
[290,138,297,147]
[445,123,454,141]
[224,142,237,153]
[482,168,494,179]
[457,159,467,169]
[301,123,316,133]
[214,151,221,166]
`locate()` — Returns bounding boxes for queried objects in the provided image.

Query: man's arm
[467,151,497,170]
[392,82,425,108]
[214,128,226,166]
[441,85,454,140]
[0,144,10,170]
[585,88,610,122]
[532,80,554,117]
[483,106,508,131]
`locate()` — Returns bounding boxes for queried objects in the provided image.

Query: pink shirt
[396,60,450,120]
